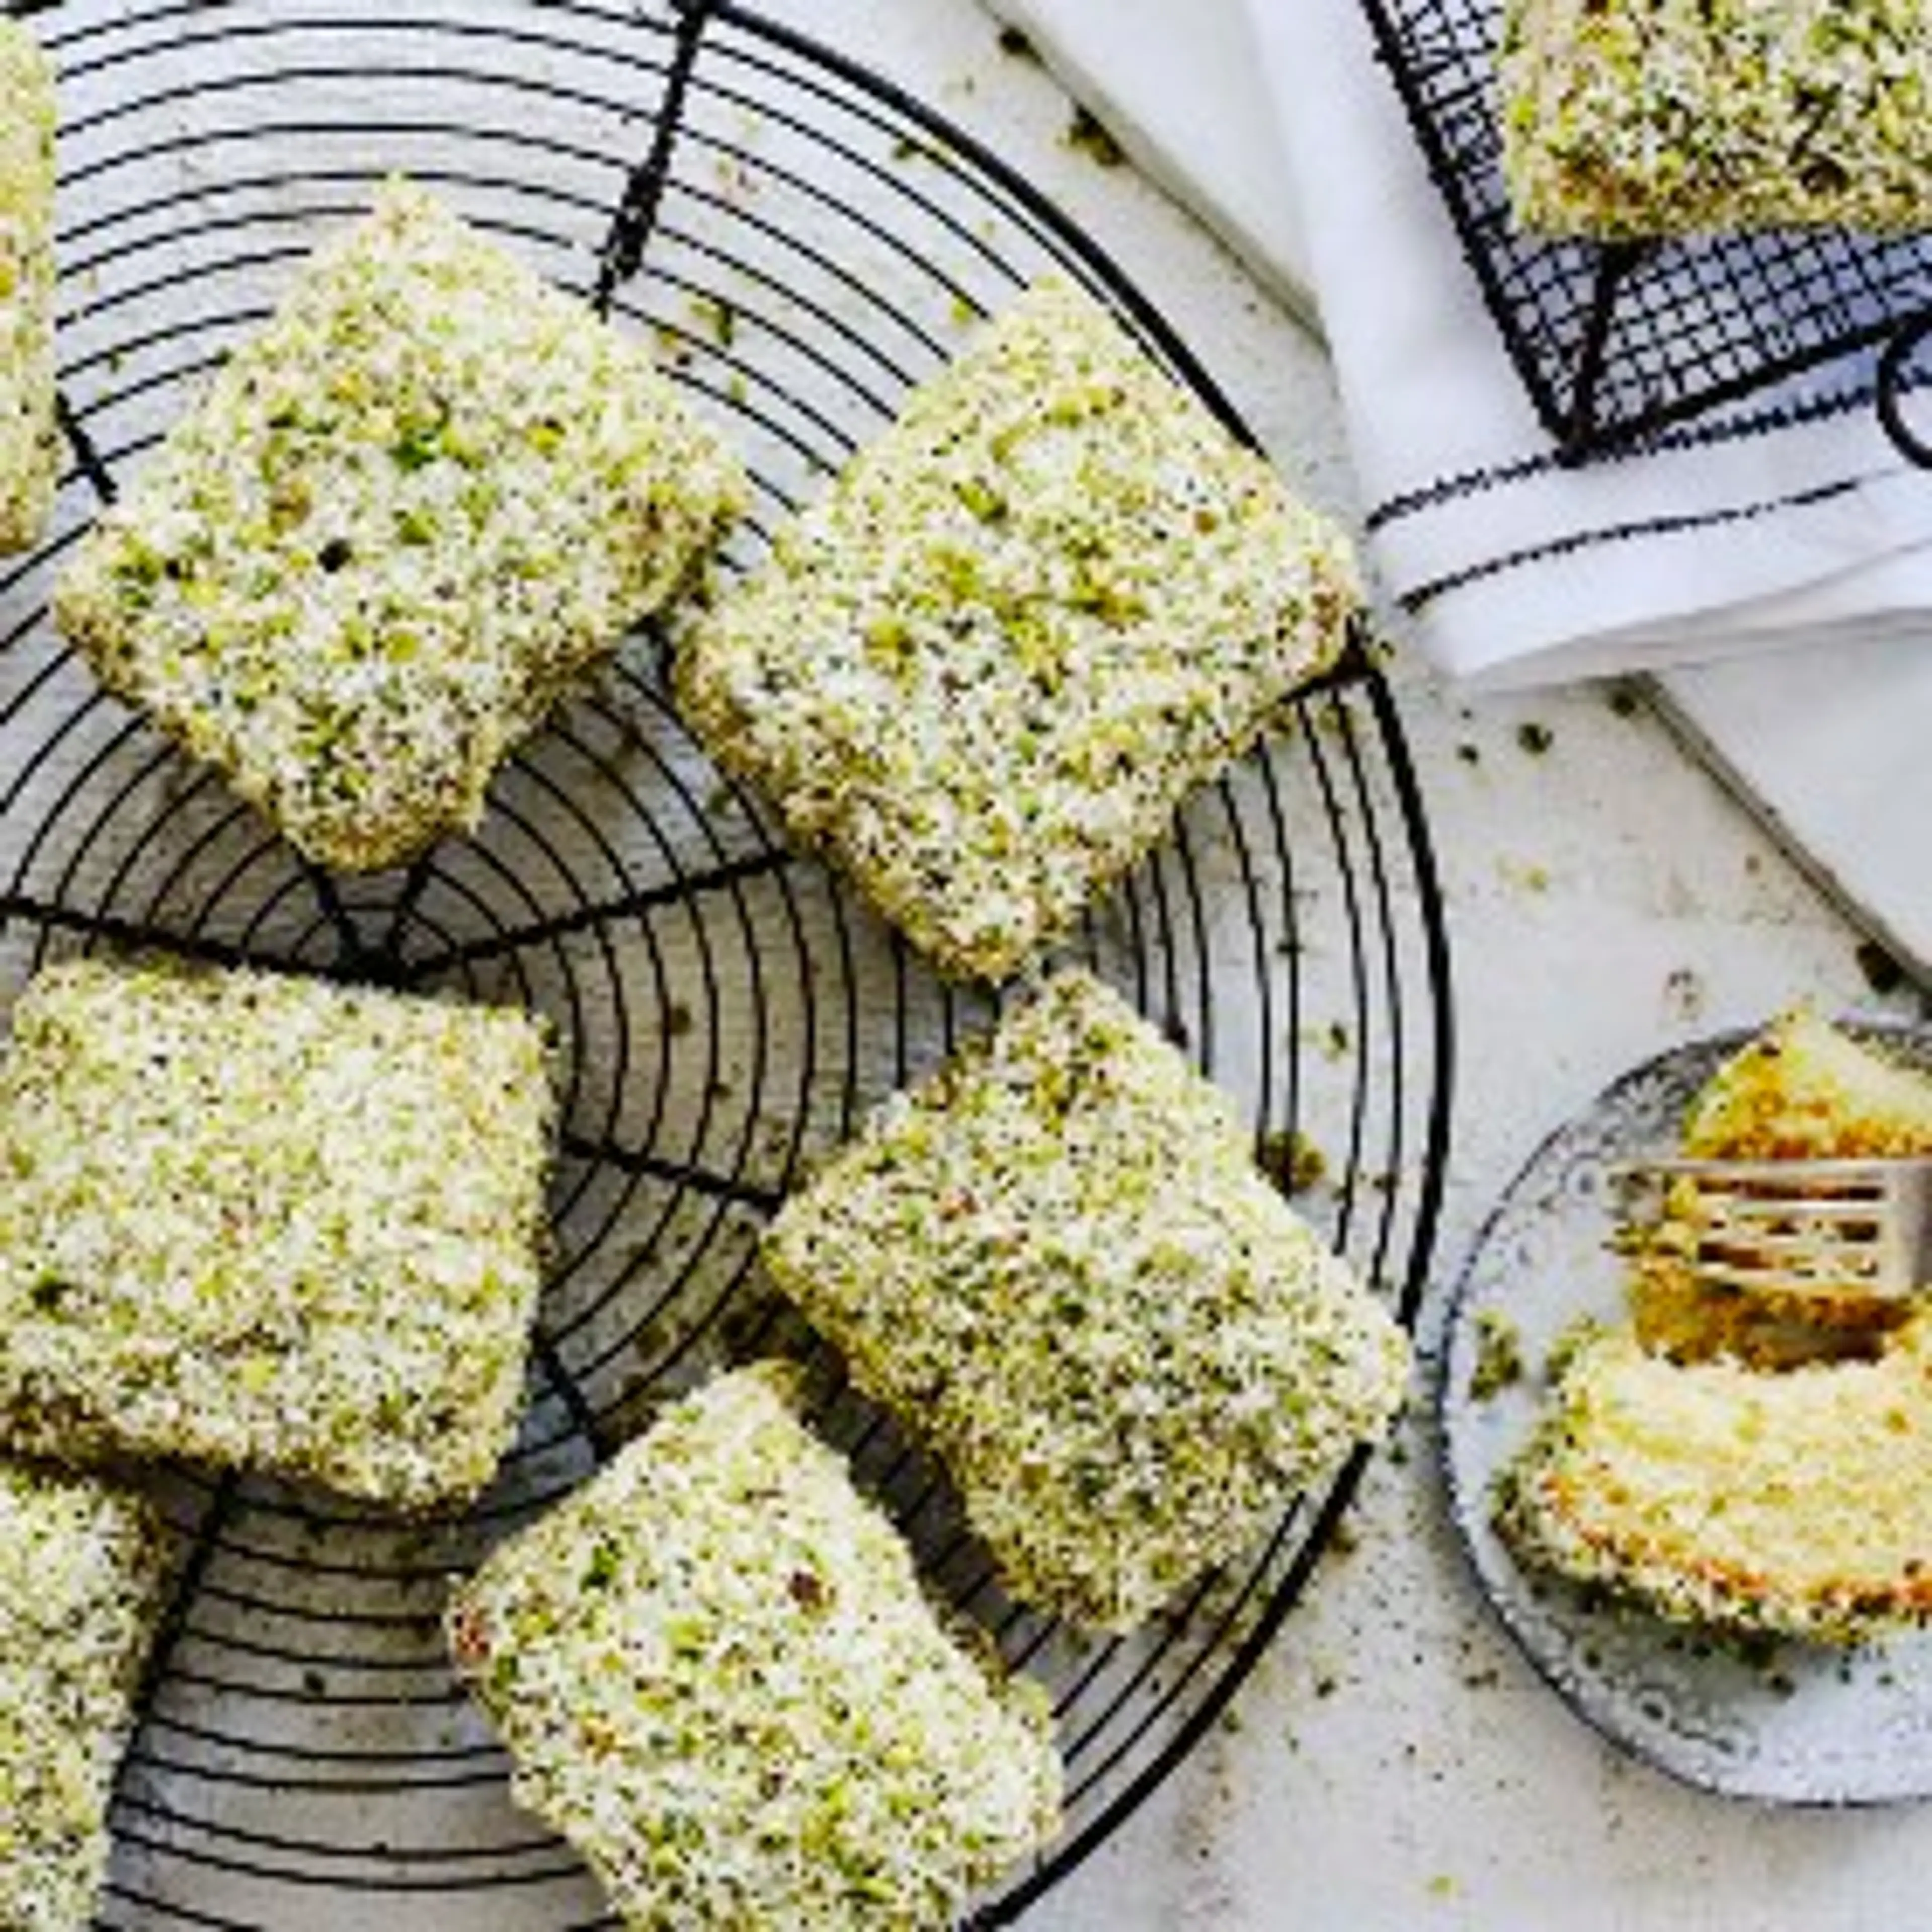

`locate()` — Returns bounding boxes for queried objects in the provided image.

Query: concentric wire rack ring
[7,1,1454,1923]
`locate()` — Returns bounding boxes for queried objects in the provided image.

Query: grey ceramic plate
[1440,1019,1932,1805]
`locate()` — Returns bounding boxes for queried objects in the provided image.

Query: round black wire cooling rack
[5,2,1454,1923]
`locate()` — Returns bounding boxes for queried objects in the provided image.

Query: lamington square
[0,20,57,553]
[54,178,747,871]
[447,1363,1061,1930]
[0,1460,167,1931]
[1500,0,1932,238]
[0,958,554,1509]
[761,971,1411,1632]
[673,278,1360,981]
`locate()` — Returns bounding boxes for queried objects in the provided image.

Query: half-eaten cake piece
[761,970,1411,1631]
[674,277,1360,981]
[448,1363,1061,1930]
[1494,1318,1932,1643]
[1499,0,1932,238]
[0,1458,168,1930]
[0,957,554,1509]
[55,177,747,870]
[0,19,58,553]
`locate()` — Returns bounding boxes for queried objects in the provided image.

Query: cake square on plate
[673,277,1360,981]
[55,178,747,870]
[1495,1319,1932,1643]
[0,19,57,554]
[761,970,1410,1631]
[1500,0,1932,236]
[0,1459,167,1931]
[448,1363,1061,1929]
[0,958,554,1509]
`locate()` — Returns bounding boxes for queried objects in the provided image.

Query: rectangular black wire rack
[1361,0,1932,456]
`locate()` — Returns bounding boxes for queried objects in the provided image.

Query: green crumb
[1324,1520,1362,1561]
[1607,683,1642,718]
[652,320,694,368]
[997,24,1038,60]
[1456,742,1481,765]
[689,292,738,351]
[1516,720,1553,756]
[1259,1126,1329,1197]
[1321,1021,1351,1062]
[1468,1308,1526,1402]
[1065,106,1125,168]
[664,1001,694,1039]
[1543,1315,1609,1383]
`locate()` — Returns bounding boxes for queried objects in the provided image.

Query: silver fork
[1611,1157,1932,1297]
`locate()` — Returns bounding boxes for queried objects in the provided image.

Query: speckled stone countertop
[770,5,1932,1928]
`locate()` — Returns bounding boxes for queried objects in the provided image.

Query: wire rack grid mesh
[3,1,1454,1923]
[1360,0,1932,455]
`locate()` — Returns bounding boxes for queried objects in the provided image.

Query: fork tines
[1612,1156,1932,1298]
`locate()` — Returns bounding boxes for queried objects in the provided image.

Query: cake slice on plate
[1495,1319,1932,1643]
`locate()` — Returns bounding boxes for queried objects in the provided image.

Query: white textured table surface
[763,4,1932,1928]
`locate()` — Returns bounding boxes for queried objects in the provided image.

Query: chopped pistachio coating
[1500,0,1932,237]
[448,1363,1062,1930]
[762,971,1411,1632]
[0,1459,167,1931]
[54,178,747,871]
[0,958,554,1508]
[0,20,57,553]
[673,278,1361,982]
[1494,1320,1932,1642]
